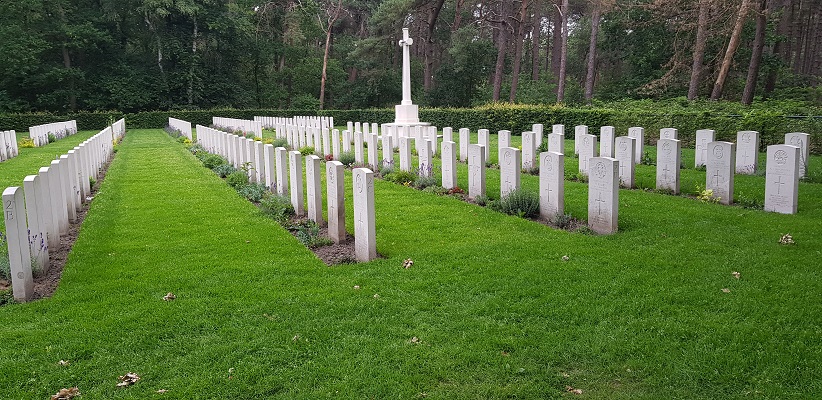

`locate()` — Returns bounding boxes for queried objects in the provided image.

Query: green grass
[1,129,819,398]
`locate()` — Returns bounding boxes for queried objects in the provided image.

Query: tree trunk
[764,0,791,96]
[492,1,511,102]
[688,0,710,100]
[424,0,446,93]
[584,2,602,103]
[551,1,562,82]
[531,0,542,81]
[510,0,530,102]
[188,16,198,106]
[453,0,465,32]
[319,0,343,110]
[791,0,806,73]
[742,0,768,105]
[711,0,751,100]
[556,0,569,102]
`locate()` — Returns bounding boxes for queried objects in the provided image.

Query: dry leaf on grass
[51,387,80,400]
[562,255,570,261]
[721,288,731,293]
[410,336,420,344]
[778,233,794,245]
[58,360,70,366]
[353,285,360,290]
[565,386,583,394]
[157,389,168,393]
[500,351,510,357]
[402,259,414,269]
[732,271,740,279]
[162,292,176,301]
[117,372,140,387]
[373,294,380,299]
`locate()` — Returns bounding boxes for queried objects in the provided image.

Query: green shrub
[497,189,540,218]
[260,193,295,225]
[237,183,267,202]
[338,151,356,166]
[291,220,333,248]
[226,170,249,188]
[385,170,417,185]
[379,163,394,176]
[0,289,14,306]
[47,133,56,143]
[474,194,490,206]
[299,146,315,156]
[422,186,449,195]
[736,192,764,210]
[202,154,227,170]
[213,164,237,178]
[413,174,440,189]
[271,138,289,148]
[553,213,575,229]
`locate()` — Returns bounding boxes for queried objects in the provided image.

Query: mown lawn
[0,129,819,398]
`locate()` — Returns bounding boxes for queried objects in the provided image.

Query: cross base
[395,104,420,124]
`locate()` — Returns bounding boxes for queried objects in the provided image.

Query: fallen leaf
[117,372,140,387]
[162,292,176,301]
[51,387,80,400]
[245,240,250,243]
[373,294,380,299]
[353,285,360,290]
[292,335,300,342]
[732,271,740,279]
[562,255,570,261]
[58,360,70,366]
[157,389,168,394]
[501,351,510,357]
[721,288,731,293]
[402,259,414,269]
[565,386,583,395]
[410,336,420,344]
[561,372,570,378]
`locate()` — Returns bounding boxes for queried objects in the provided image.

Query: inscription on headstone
[764,144,800,214]
[468,144,486,199]
[306,155,323,225]
[628,127,645,164]
[785,132,810,178]
[614,136,636,188]
[588,157,619,234]
[578,134,598,176]
[353,168,377,262]
[539,152,565,220]
[327,161,346,243]
[442,141,457,189]
[600,126,615,158]
[735,131,760,174]
[656,138,681,194]
[706,141,736,205]
[695,129,716,168]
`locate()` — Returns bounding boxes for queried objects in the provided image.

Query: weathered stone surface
[706,141,736,205]
[353,168,377,262]
[499,147,521,197]
[614,136,636,188]
[735,131,760,174]
[588,157,619,234]
[539,151,565,220]
[468,144,486,199]
[656,138,681,194]
[695,129,716,168]
[327,161,346,243]
[3,186,34,301]
[764,144,800,214]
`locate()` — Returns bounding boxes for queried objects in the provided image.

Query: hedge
[1,105,819,154]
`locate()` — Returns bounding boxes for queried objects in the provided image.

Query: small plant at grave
[379,162,395,177]
[497,188,540,218]
[237,183,267,202]
[260,193,295,225]
[202,154,227,170]
[299,146,315,156]
[89,177,96,188]
[640,151,654,166]
[263,138,274,145]
[188,143,206,156]
[473,194,490,206]
[486,161,498,169]
[422,186,449,195]
[553,212,575,230]
[164,126,183,139]
[695,185,721,204]
[654,187,675,196]
[177,137,191,145]
[291,219,333,248]
[0,232,10,281]
[226,170,249,188]
[338,151,356,167]
[575,225,596,235]
[694,165,707,172]
[447,186,465,195]
[271,138,289,148]
[736,192,764,210]
[0,288,14,306]
[801,167,822,184]
[47,133,57,143]
[565,170,589,183]
[239,161,254,174]
[385,170,416,185]
[324,154,334,162]
[522,164,540,176]
[18,137,34,148]
[213,164,237,178]
[413,174,440,190]
[537,140,549,153]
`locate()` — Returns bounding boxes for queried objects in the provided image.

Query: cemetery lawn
[1,129,820,398]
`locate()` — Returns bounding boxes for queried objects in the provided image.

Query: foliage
[225,170,249,188]
[299,146,316,156]
[259,193,295,225]
[47,133,56,143]
[18,137,34,148]
[0,232,9,281]
[495,189,540,218]
[271,138,289,148]
[422,186,449,196]
[473,194,490,207]
[384,170,417,186]
[553,213,576,230]
[213,164,237,178]
[236,183,268,203]
[413,174,439,190]
[695,185,721,204]
[290,219,333,248]
[338,151,356,167]
[736,192,764,210]
[201,154,227,170]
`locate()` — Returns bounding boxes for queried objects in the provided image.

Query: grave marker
[628,127,645,164]
[332,129,341,159]
[306,155,323,225]
[354,131,364,163]
[614,136,636,188]
[59,155,77,222]
[706,141,736,205]
[548,133,564,154]
[522,131,536,170]
[735,131,760,174]
[468,144,486,199]
[353,168,377,262]
[695,129,716,168]
[578,134,598,176]
[588,157,619,234]
[660,128,678,140]
[532,124,544,149]
[38,167,59,249]
[264,144,275,190]
[275,147,289,196]
[23,176,49,272]
[342,130,352,153]
[574,125,588,155]
[443,127,453,142]
[656,138,681,194]
[382,133,394,167]
[600,126,615,158]
[327,161,346,243]
[289,151,304,215]
[367,132,379,169]
[50,160,69,235]
[478,129,490,160]
[418,140,433,177]
[498,130,511,160]
[764,144,800,214]
[3,187,34,301]
[322,128,331,156]
[459,128,470,162]
[399,137,412,171]
[442,141,457,189]
[785,132,810,178]
[539,152,565,219]
[255,141,265,184]
[500,147,521,197]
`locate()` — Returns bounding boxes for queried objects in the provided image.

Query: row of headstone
[212,117,262,139]
[196,123,377,262]
[168,117,193,140]
[28,120,78,147]
[0,130,19,162]
[3,119,125,302]
[255,116,333,131]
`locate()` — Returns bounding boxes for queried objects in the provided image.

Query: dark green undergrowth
[0,129,819,398]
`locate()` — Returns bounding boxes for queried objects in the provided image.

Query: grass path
[0,129,819,398]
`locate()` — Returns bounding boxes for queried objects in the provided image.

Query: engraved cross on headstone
[773,175,786,195]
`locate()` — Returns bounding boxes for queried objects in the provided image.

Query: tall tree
[531,0,541,81]
[550,0,562,81]
[492,0,512,102]
[556,0,569,102]
[742,0,768,105]
[711,0,752,100]
[687,0,710,100]
[319,0,345,110]
[584,0,603,103]
[509,0,530,102]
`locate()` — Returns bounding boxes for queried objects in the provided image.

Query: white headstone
[353,168,377,262]
[443,127,453,142]
[532,124,544,149]
[428,126,438,155]
[500,147,521,197]
[521,131,536,170]
[332,129,341,160]
[327,161,346,243]
[255,141,265,184]
[264,144,275,190]
[381,133,393,168]
[574,125,588,155]
[442,141,457,190]
[614,136,636,188]
[660,128,678,140]
[539,151,565,220]
[695,129,716,168]
[59,155,77,222]
[548,133,564,154]
[498,130,511,161]
[322,128,331,156]
[399,136,412,172]
[785,132,810,178]
[628,127,645,164]
[656,138,681,194]
[49,160,69,235]
[478,129,490,161]
[599,126,615,158]
[459,128,470,162]
[275,147,289,196]
[578,134,598,176]
[418,139,433,177]
[367,133,379,169]
[38,167,59,249]
[706,141,736,205]
[588,157,619,234]
[23,176,49,272]
[289,151,304,215]
[764,144,800,214]
[468,144,486,199]
[354,131,364,164]
[3,187,34,301]
[735,131,760,174]
[306,155,323,225]
[342,130,352,153]
[552,124,564,136]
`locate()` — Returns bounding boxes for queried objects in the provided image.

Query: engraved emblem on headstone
[774,150,788,165]
[593,161,606,180]
[543,154,553,171]
[713,144,724,159]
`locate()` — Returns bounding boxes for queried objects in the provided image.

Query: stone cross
[764,144,800,214]
[327,161,346,243]
[353,168,377,262]
[399,28,414,105]
[588,157,619,234]
[706,141,736,205]
[500,147,521,197]
[539,151,565,220]
[656,138,681,193]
